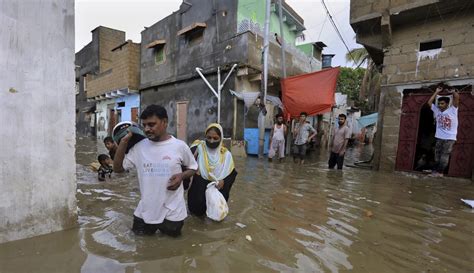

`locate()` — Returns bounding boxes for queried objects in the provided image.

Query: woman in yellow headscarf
[187,123,237,217]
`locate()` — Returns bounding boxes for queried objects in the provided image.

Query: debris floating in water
[365,210,374,218]
[236,223,246,228]
[461,199,474,208]
[245,235,252,242]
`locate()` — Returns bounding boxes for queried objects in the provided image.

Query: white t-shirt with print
[123,136,198,224]
[431,104,458,141]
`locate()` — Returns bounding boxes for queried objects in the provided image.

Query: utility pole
[278,0,287,78]
[278,0,293,156]
[196,64,238,124]
[258,0,272,158]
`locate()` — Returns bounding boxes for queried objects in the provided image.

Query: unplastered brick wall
[127,43,141,90]
[87,42,140,98]
[376,86,402,172]
[382,12,474,85]
[98,27,126,73]
[350,0,424,22]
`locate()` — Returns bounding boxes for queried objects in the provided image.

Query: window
[177,22,206,47]
[420,39,442,52]
[155,46,165,64]
[186,28,204,46]
[146,40,166,65]
[117,102,125,107]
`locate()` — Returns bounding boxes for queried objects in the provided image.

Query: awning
[357,113,378,128]
[177,22,206,36]
[81,105,96,113]
[281,67,340,118]
[146,39,166,49]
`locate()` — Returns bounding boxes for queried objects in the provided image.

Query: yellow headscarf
[191,123,235,181]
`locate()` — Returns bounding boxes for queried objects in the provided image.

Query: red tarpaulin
[281,67,340,118]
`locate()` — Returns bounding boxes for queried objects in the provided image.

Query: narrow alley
[1,138,472,273]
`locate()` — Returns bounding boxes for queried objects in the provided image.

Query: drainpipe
[278,0,287,78]
[258,0,271,158]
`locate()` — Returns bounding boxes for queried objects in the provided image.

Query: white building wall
[0,0,76,243]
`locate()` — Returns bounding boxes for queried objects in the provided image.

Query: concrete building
[350,0,474,178]
[75,28,102,137]
[0,0,76,243]
[140,0,322,144]
[83,28,141,140]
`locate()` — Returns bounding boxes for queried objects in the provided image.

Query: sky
[75,0,360,67]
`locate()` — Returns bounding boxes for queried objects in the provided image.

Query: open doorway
[396,83,473,178]
[414,104,436,172]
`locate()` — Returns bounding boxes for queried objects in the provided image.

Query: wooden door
[131,107,139,123]
[395,94,427,172]
[108,108,116,136]
[396,90,474,178]
[448,92,474,178]
[176,102,188,142]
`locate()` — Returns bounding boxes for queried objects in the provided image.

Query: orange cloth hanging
[281,67,340,117]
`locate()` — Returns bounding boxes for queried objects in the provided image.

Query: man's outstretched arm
[427,86,443,107]
[451,88,460,108]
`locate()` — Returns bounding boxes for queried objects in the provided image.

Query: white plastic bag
[205,182,229,221]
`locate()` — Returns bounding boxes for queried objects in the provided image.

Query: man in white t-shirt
[114,105,197,236]
[427,85,460,177]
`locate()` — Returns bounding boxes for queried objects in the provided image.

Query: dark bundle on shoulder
[112,121,146,153]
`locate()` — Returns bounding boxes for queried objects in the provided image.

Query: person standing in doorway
[427,85,459,177]
[328,114,351,170]
[113,105,198,237]
[268,114,287,162]
[292,112,317,165]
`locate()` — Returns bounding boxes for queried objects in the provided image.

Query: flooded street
[1,137,473,273]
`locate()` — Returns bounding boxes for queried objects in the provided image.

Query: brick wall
[87,41,141,98]
[127,43,141,91]
[351,0,435,23]
[375,86,402,172]
[382,12,474,85]
[98,27,125,72]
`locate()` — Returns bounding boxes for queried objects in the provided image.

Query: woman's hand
[216,180,224,190]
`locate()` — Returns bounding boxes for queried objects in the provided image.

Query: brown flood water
[1,137,473,273]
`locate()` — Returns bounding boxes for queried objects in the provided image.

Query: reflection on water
[0,137,473,273]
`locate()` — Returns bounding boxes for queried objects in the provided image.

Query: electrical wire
[317,13,328,41]
[320,0,356,63]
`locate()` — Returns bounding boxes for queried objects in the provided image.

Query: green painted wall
[237,0,298,45]
[296,43,313,57]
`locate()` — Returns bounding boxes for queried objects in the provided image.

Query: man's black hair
[140,104,168,120]
[438,97,450,104]
[300,112,308,116]
[339,113,347,119]
[103,136,114,144]
[98,154,110,163]
[275,113,283,119]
